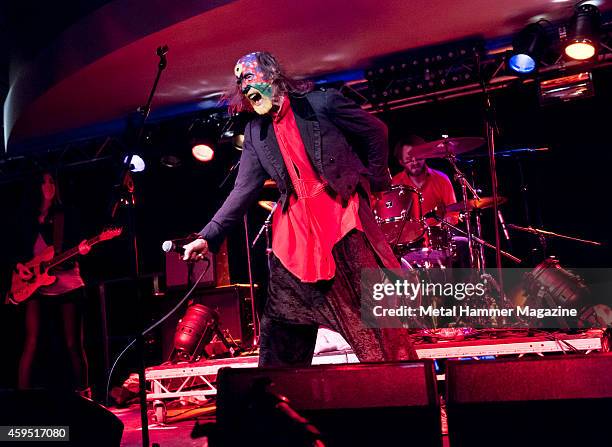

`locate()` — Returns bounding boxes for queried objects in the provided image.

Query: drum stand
[436,218,522,264]
[252,202,277,255]
[445,154,484,270]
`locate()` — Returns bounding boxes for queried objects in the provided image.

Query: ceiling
[4,0,611,152]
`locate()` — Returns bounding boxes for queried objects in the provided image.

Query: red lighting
[192,144,214,162]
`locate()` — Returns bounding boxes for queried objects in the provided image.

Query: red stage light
[192,144,214,162]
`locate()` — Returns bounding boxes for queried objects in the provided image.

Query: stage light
[173,304,219,362]
[564,3,601,60]
[565,42,596,60]
[192,144,214,162]
[124,154,145,172]
[509,54,536,74]
[509,23,548,74]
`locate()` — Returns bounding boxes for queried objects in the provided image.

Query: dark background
[0,66,610,396]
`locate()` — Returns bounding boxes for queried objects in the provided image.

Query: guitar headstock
[100,226,123,241]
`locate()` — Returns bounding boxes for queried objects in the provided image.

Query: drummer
[392,135,459,226]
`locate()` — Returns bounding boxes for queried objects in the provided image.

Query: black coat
[199,88,391,254]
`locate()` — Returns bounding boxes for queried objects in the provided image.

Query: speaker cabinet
[446,354,612,447]
[0,390,123,446]
[165,251,216,288]
[216,361,441,447]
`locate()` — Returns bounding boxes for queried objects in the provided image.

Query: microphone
[162,234,198,255]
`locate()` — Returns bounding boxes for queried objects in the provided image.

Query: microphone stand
[243,214,260,347]
[218,158,260,348]
[435,217,522,264]
[507,224,602,247]
[476,54,507,304]
[109,45,168,447]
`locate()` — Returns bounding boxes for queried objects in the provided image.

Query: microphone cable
[105,258,211,403]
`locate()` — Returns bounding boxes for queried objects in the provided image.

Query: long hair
[223,52,314,114]
[20,171,63,223]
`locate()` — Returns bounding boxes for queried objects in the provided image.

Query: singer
[183,51,416,366]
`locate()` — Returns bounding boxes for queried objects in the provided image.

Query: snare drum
[372,185,425,249]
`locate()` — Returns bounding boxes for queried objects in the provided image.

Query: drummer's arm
[443,180,460,225]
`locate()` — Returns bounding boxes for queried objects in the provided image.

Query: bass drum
[372,185,425,251]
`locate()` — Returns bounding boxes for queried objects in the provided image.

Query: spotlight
[124,154,146,172]
[509,23,548,74]
[192,144,215,162]
[188,114,227,162]
[564,3,601,60]
[509,54,536,74]
[172,304,219,362]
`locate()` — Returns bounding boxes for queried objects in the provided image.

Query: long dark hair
[20,171,63,223]
[223,51,313,114]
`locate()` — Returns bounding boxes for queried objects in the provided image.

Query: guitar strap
[53,210,65,254]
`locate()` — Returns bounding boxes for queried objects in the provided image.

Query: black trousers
[259,230,417,367]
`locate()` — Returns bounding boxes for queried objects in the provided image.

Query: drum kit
[372,136,516,270]
[253,136,605,330]
[369,136,604,330]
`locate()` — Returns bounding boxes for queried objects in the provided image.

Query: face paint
[234,52,275,115]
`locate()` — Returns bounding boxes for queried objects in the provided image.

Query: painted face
[234,53,274,115]
[401,145,427,177]
[41,173,56,202]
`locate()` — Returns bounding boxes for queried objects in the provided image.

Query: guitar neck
[45,235,100,270]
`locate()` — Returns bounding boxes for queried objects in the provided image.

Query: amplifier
[165,251,215,288]
[0,390,123,446]
[446,354,612,447]
[216,361,441,447]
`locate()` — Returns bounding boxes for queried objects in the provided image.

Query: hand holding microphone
[182,238,209,262]
[161,235,209,261]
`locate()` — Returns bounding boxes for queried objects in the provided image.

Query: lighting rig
[357,2,611,110]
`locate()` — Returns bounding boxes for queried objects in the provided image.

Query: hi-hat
[410,137,485,159]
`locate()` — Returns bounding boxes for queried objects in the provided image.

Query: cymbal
[257,201,275,212]
[263,179,277,189]
[445,196,507,213]
[410,137,485,159]
[459,146,550,160]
